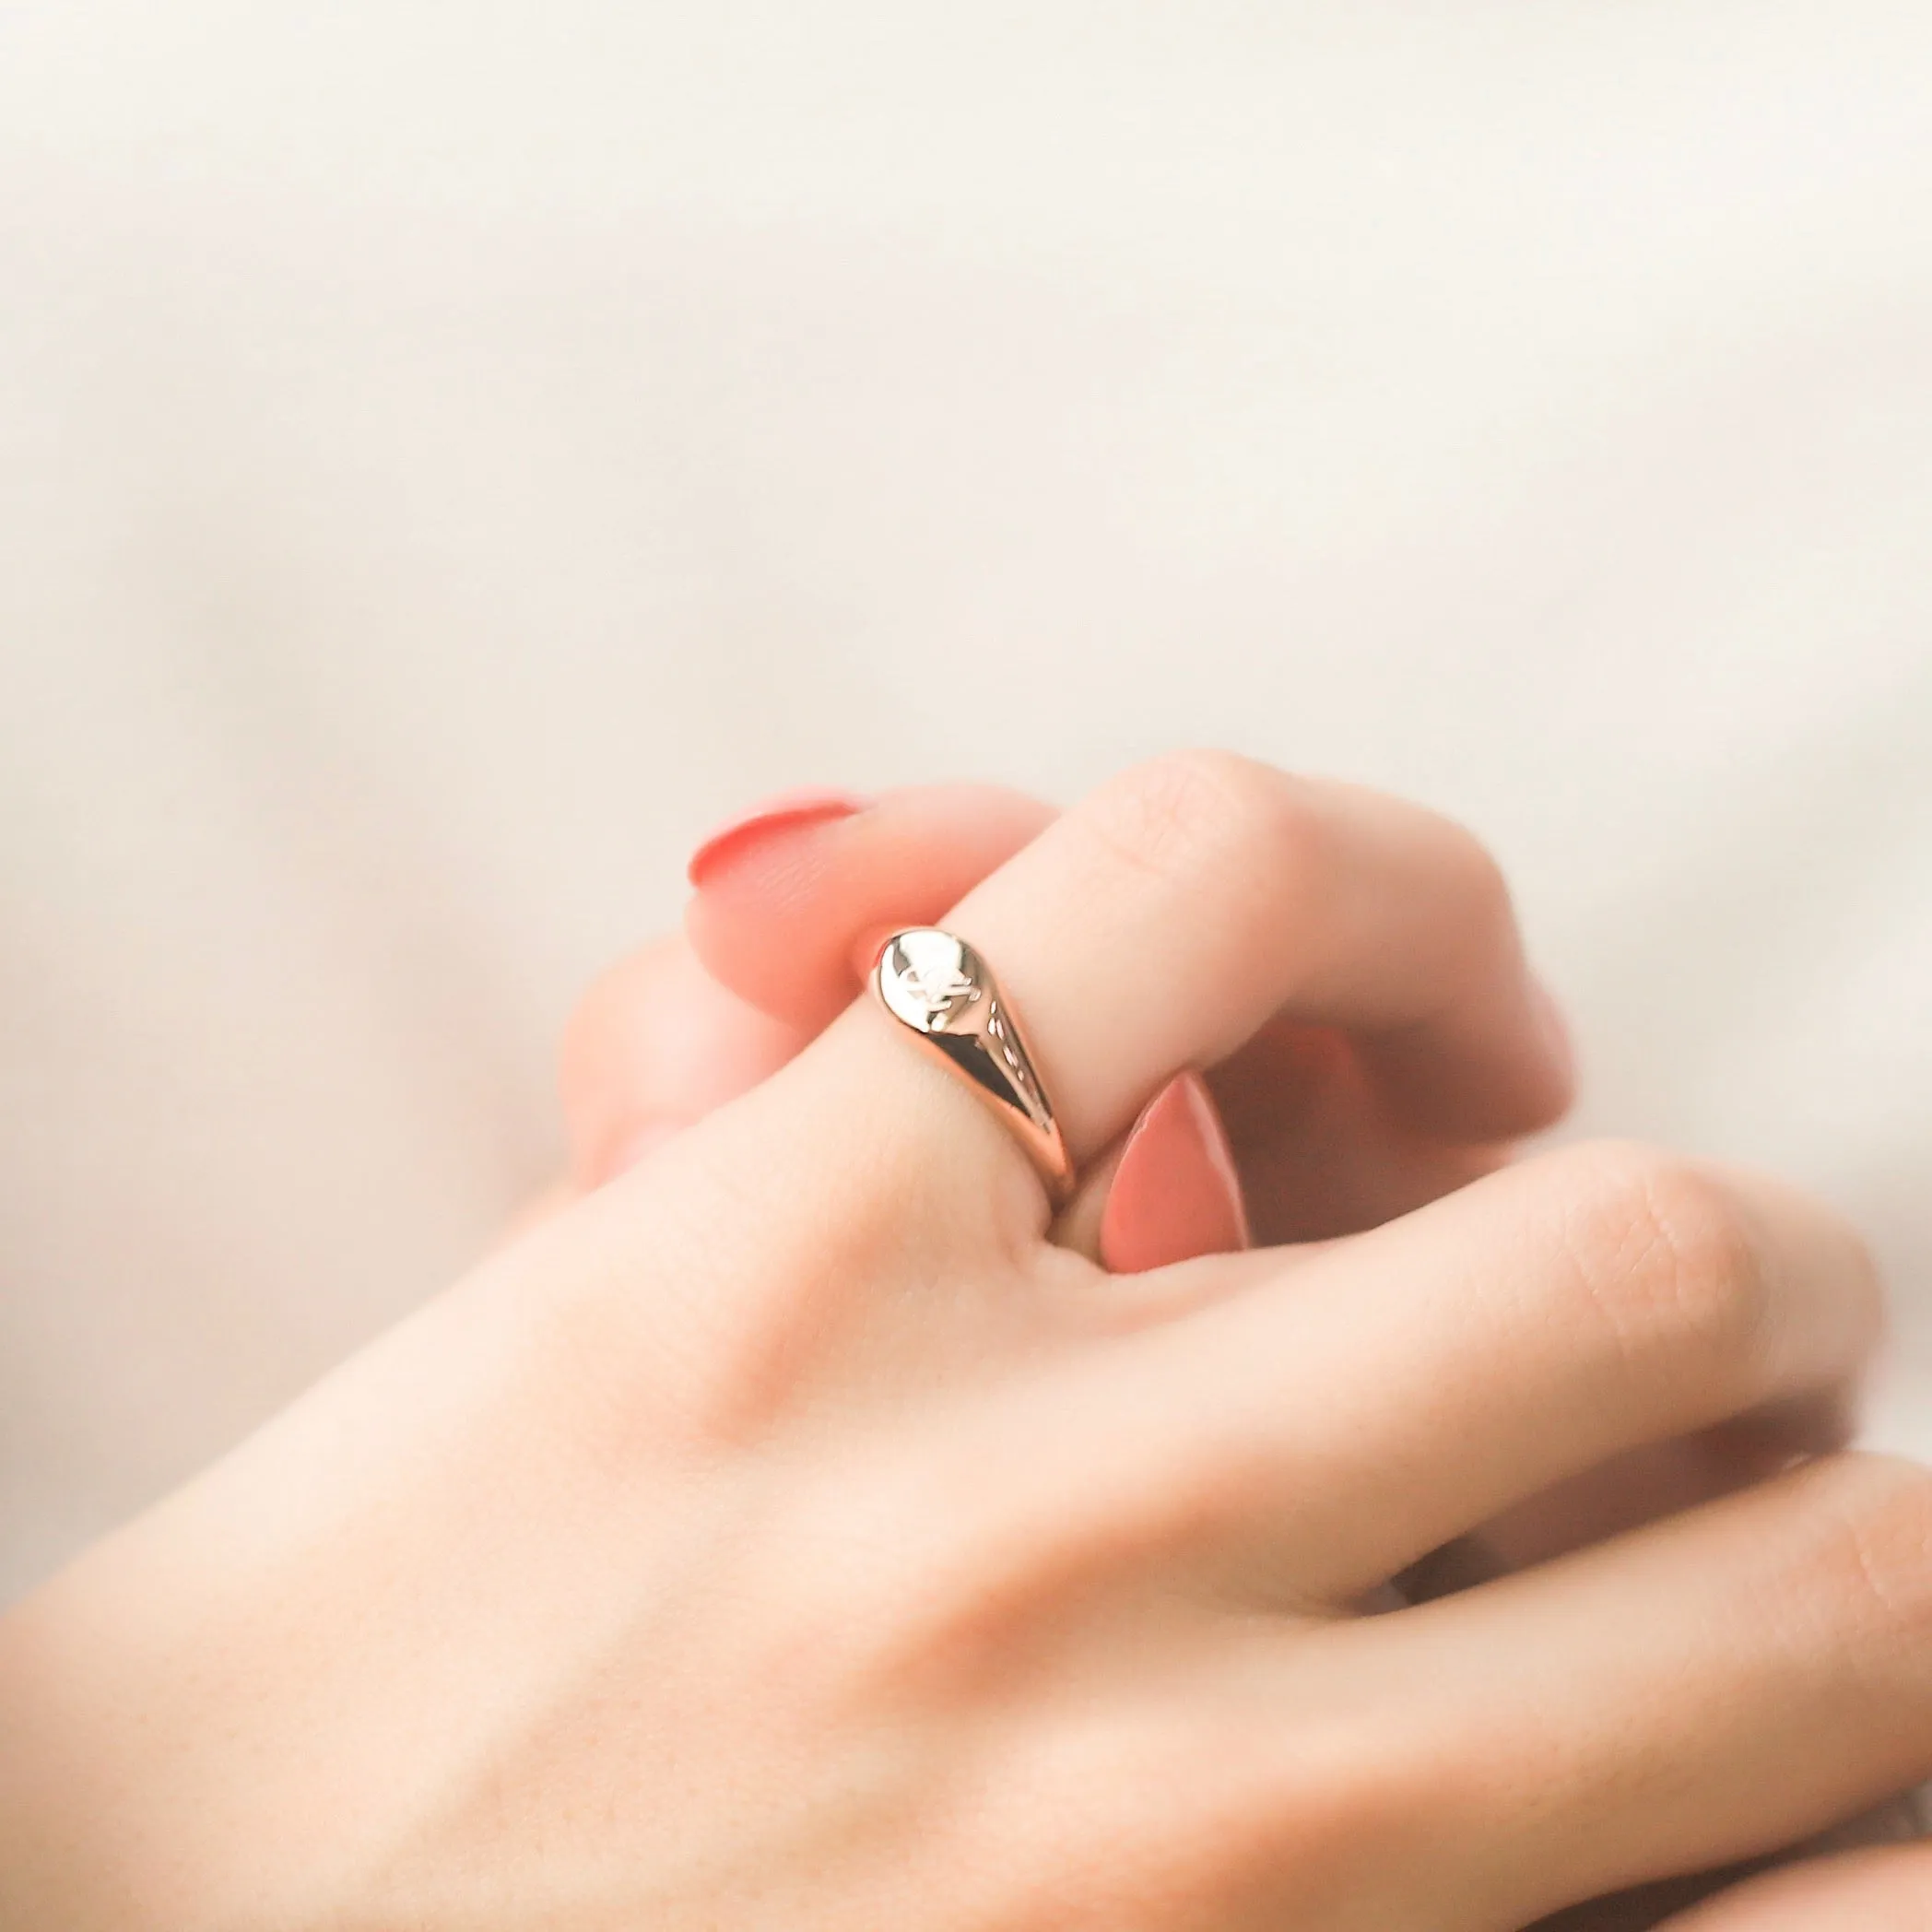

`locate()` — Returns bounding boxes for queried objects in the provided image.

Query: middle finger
[948,1138,1879,1608]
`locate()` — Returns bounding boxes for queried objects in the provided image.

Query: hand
[557,779,1855,1578]
[559,778,1558,1258]
[2,753,1924,1931]
[552,775,1916,1929]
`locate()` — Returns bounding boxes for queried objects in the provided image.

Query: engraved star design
[890,931,984,1027]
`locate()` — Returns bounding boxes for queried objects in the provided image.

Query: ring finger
[565,770,1565,1247]
[708,752,1574,1258]
[1383,1453,1932,1925]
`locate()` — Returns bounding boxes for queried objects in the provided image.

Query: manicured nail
[1100,1070,1250,1277]
[686,788,871,888]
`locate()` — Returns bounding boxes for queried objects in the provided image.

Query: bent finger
[995,1140,1879,1607]
[686,783,1057,1030]
[1658,1837,1932,1929]
[771,751,1572,1269]
[558,936,809,1188]
[1397,1455,1932,1924]
[688,766,1569,1255]
[925,751,1571,1167]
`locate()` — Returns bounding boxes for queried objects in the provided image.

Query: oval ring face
[878,929,987,1034]
[871,927,1072,1205]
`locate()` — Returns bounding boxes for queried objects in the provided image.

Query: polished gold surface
[872,928,1073,1206]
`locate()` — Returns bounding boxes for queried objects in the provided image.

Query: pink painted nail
[1100,1070,1250,1277]
[686,788,871,888]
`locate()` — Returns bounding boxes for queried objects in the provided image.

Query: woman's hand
[558,779,1856,1579]
[560,778,1563,1258]
[2,752,1924,1931]
[553,772,1916,1927]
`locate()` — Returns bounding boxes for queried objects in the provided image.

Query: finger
[1373,1455,1932,1925]
[680,817,1262,1273]
[560,783,1044,1192]
[1232,1140,1876,1601]
[645,784,1356,1272]
[1397,1381,1865,1606]
[1064,1032,1496,1270]
[978,1139,1879,1607]
[1657,1840,1932,1929]
[1453,1384,1861,1581]
[686,783,1057,1030]
[1524,1789,1932,1931]
[561,956,1253,1281]
[558,936,809,1187]
[1203,1012,1516,1244]
[691,765,1566,1252]
[843,752,1571,1196]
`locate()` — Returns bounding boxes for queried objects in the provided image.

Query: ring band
[872,927,1074,1206]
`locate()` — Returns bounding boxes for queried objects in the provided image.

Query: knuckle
[1194,1706,1444,1922]
[1542,1140,1773,1391]
[1798,1453,1932,1649]
[1424,810,1513,927]
[771,1445,1048,1699]
[1396,810,1520,1000]
[1078,749,1319,894]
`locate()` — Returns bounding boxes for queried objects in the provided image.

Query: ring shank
[871,929,1074,1207]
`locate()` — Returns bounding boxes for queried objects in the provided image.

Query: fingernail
[1100,1070,1250,1277]
[686,788,871,888]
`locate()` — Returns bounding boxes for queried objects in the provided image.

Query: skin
[1,750,1927,1928]
[567,773,1923,1925]
[570,779,1855,1573]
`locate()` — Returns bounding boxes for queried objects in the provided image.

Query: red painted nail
[686,788,871,888]
[1100,1070,1250,1276]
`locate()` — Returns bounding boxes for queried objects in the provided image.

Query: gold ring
[871,927,1074,1207]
